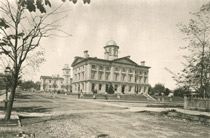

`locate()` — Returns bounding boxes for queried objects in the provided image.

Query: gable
[113,57,138,66]
[71,57,85,67]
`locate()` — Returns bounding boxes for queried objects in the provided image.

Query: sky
[4,0,210,89]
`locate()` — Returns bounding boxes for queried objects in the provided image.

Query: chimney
[84,50,89,58]
[141,61,145,66]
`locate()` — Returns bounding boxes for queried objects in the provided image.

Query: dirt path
[14,92,210,138]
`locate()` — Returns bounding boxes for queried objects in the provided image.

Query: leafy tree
[20,81,34,90]
[19,80,40,90]
[177,8,210,97]
[107,84,114,94]
[151,83,165,96]
[19,0,91,13]
[164,88,171,96]
[0,0,88,120]
[173,87,191,97]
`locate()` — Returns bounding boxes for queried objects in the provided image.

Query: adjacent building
[40,64,72,92]
[71,40,150,94]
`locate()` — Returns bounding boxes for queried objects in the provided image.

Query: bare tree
[0,0,71,120]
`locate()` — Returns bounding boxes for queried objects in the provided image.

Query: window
[91,71,96,79]
[78,73,80,80]
[92,65,96,69]
[99,84,102,90]
[129,69,133,73]
[138,87,141,92]
[144,72,148,75]
[122,74,126,81]
[106,67,110,71]
[129,75,132,82]
[144,87,147,92]
[99,66,103,70]
[140,71,142,75]
[114,48,117,56]
[135,76,138,83]
[144,77,147,83]
[82,72,84,80]
[75,74,77,81]
[129,86,132,92]
[139,76,142,83]
[114,73,118,81]
[122,68,126,72]
[49,80,51,83]
[115,67,119,71]
[92,83,95,91]
[105,73,109,80]
[99,72,103,80]
[115,85,118,91]
[106,84,109,92]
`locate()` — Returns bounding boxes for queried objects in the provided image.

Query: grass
[0,119,19,127]
[0,131,18,138]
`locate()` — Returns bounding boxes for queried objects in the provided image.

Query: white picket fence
[184,96,210,111]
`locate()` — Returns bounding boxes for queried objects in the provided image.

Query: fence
[184,96,210,111]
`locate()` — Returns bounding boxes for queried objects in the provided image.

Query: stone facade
[40,64,72,92]
[71,40,150,94]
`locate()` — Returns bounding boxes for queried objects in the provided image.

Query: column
[87,64,91,80]
[110,66,114,81]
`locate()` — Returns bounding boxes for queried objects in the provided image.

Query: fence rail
[184,96,210,111]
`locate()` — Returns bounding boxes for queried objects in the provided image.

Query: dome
[106,40,117,46]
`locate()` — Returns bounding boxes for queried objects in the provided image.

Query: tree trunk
[4,70,19,120]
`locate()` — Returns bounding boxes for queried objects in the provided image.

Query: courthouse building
[71,40,150,94]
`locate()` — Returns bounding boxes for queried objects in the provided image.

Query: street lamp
[4,66,11,110]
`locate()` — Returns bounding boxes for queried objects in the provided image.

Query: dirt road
[6,92,210,138]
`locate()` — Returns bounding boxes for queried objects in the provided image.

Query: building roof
[71,56,150,69]
[106,40,117,46]
[104,40,119,49]
[40,75,64,80]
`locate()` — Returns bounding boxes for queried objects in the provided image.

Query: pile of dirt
[139,109,210,126]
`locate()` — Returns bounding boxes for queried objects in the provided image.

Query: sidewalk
[81,99,210,117]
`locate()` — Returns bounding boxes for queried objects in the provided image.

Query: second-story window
[135,76,138,83]
[99,72,103,80]
[99,66,103,70]
[91,71,96,79]
[106,67,110,71]
[105,73,109,80]
[144,77,147,83]
[92,65,96,70]
[122,74,126,81]
[75,74,77,81]
[129,75,132,82]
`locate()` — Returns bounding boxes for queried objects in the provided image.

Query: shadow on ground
[0,106,52,113]
[13,106,52,113]
[15,93,33,99]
